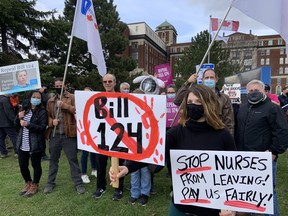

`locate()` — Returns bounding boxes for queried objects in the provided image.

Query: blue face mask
[203,79,216,88]
[167,93,176,99]
[30,98,41,106]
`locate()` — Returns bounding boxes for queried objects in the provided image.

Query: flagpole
[52,2,80,137]
[208,15,212,63]
[170,5,233,127]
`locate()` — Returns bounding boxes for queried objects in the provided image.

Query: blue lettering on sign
[81,0,91,15]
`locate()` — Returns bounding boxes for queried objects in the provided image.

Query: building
[123,20,287,94]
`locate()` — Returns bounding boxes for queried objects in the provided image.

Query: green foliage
[174,30,239,88]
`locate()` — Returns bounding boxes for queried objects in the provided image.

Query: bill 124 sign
[75,91,166,165]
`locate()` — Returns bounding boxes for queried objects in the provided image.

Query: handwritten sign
[0,61,41,95]
[170,150,273,214]
[75,91,166,165]
[166,97,180,127]
[223,83,241,104]
[154,63,173,88]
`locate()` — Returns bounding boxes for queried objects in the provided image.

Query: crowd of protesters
[1,70,288,216]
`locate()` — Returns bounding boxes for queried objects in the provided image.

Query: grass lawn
[0,145,287,216]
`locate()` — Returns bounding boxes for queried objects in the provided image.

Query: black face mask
[186,104,204,120]
[55,88,62,95]
[247,91,265,104]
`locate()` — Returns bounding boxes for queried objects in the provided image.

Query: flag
[209,18,239,43]
[72,0,107,76]
[231,0,288,53]
[210,18,239,32]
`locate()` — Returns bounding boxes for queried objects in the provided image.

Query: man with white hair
[235,79,288,216]
[119,82,130,93]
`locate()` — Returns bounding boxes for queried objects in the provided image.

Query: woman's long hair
[179,84,225,130]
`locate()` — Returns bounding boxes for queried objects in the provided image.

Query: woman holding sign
[110,85,236,216]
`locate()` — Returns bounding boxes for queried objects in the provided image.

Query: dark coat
[236,97,288,155]
[0,95,16,127]
[15,108,48,153]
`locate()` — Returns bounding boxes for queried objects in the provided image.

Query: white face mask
[167,93,176,99]
[122,89,130,93]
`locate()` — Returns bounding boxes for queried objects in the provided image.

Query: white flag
[72,0,107,76]
[231,0,288,54]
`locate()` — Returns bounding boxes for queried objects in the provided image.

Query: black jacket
[235,97,288,155]
[0,95,16,127]
[15,108,48,153]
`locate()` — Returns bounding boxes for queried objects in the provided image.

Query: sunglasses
[103,80,113,84]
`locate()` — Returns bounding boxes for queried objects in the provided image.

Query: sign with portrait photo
[0,61,41,95]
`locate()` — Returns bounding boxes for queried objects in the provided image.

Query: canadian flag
[72,0,107,76]
[211,18,239,32]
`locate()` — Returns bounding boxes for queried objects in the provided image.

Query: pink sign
[154,63,173,88]
[166,97,180,127]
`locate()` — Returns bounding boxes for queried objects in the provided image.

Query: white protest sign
[223,84,241,104]
[0,61,41,95]
[170,150,273,214]
[75,91,166,165]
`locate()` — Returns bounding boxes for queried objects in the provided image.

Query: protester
[110,84,236,215]
[119,82,130,93]
[80,87,97,184]
[127,89,151,206]
[235,80,288,216]
[264,84,280,105]
[15,90,48,197]
[93,73,125,201]
[166,84,177,99]
[43,77,85,194]
[0,94,18,158]
[174,69,234,135]
[278,86,288,120]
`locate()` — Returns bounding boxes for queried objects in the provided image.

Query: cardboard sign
[154,63,173,88]
[0,61,41,95]
[223,84,241,104]
[75,91,166,165]
[170,150,273,214]
[166,97,180,127]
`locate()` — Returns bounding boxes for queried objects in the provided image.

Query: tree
[38,0,136,91]
[0,0,53,66]
[174,30,239,88]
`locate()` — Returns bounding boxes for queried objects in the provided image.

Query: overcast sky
[36,0,277,43]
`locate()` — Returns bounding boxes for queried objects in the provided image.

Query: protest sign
[154,63,173,88]
[223,83,241,104]
[0,61,41,95]
[166,97,180,127]
[170,150,273,214]
[75,91,166,165]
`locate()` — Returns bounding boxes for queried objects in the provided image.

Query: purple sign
[166,97,180,127]
[154,63,173,88]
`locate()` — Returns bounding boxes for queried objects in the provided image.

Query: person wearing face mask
[235,80,288,216]
[44,77,85,195]
[174,69,234,135]
[14,90,48,197]
[109,85,236,216]
[119,82,130,93]
[166,84,177,99]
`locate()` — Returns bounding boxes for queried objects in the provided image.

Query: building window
[259,41,263,46]
[285,67,288,74]
[279,67,283,74]
[280,48,285,55]
[260,58,264,65]
[260,50,265,56]
[280,57,284,64]
[268,40,273,46]
[266,49,270,55]
[266,58,270,65]
[285,57,288,64]
[278,39,283,45]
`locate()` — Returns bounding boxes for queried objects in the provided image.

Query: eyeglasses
[103,80,113,84]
